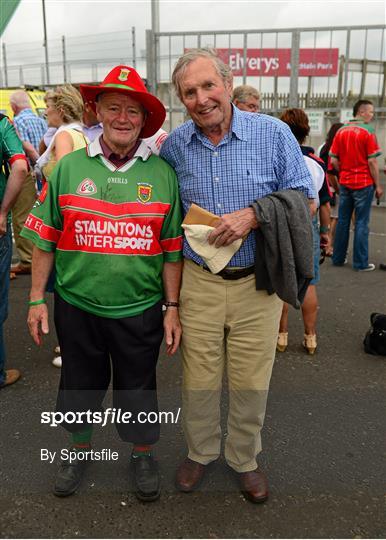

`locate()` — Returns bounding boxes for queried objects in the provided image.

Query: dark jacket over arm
[251,190,314,309]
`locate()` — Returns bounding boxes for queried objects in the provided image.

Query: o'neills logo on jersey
[76,178,97,196]
[137,182,152,204]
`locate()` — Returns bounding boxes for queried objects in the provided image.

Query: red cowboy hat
[80,65,165,138]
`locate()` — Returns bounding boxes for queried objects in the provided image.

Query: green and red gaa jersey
[329,119,381,189]
[21,138,183,318]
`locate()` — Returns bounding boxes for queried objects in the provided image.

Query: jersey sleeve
[2,117,27,166]
[20,165,63,252]
[159,167,183,262]
[367,133,382,159]
[143,128,168,156]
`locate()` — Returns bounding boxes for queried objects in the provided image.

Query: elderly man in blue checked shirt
[160,48,315,504]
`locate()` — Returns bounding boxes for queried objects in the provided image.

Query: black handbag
[363,313,386,356]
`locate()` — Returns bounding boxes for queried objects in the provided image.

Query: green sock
[71,427,93,450]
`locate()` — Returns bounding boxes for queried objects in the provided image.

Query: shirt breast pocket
[243,157,278,197]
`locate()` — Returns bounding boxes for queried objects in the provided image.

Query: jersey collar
[87,135,152,163]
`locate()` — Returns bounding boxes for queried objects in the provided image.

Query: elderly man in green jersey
[22,66,183,502]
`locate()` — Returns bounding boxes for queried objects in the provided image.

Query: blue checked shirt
[160,105,315,267]
[13,108,47,150]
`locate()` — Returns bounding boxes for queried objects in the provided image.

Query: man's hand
[208,207,258,247]
[27,304,49,346]
[375,186,383,200]
[163,307,182,356]
[0,212,7,236]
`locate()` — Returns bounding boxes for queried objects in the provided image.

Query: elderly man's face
[96,92,145,152]
[179,57,233,138]
[234,96,259,113]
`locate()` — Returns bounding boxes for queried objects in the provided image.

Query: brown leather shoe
[10,263,31,275]
[0,369,21,388]
[239,468,269,504]
[175,458,207,492]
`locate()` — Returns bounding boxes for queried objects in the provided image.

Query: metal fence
[1,24,385,138]
[145,24,386,131]
[1,23,385,198]
[1,28,142,87]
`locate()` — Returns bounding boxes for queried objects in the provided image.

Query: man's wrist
[247,207,258,229]
[163,301,179,309]
[29,298,46,306]
[30,292,46,302]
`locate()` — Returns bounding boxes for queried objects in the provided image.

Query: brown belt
[189,259,255,281]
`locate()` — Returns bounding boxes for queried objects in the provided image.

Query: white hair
[10,90,31,109]
[172,48,233,100]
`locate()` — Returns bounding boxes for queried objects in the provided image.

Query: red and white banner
[216,48,339,77]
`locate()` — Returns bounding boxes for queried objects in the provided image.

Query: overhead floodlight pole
[151,0,160,34]
[42,0,50,84]
[151,0,160,92]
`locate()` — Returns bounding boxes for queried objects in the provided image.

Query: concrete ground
[0,208,385,539]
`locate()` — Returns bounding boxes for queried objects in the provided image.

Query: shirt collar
[230,104,248,141]
[87,134,152,162]
[17,108,34,117]
[84,122,103,131]
[184,103,248,146]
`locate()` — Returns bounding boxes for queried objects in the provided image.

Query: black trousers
[54,292,164,444]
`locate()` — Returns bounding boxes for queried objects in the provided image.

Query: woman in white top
[37,84,88,182]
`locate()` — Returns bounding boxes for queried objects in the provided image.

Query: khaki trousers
[180,260,283,473]
[11,171,36,266]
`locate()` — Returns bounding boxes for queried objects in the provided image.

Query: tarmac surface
[0,207,385,539]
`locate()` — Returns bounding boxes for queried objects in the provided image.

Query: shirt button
[217,203,222,209]
[213,151,218,156]
[214,177,219,182]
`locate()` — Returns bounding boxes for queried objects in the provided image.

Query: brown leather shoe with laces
[239,468,269,504]
[175,458,207,492]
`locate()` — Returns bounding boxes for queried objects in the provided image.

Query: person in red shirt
[329,100,382,271]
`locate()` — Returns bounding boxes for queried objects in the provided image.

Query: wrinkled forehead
[181,57,224,86]
[96,91,143,110]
